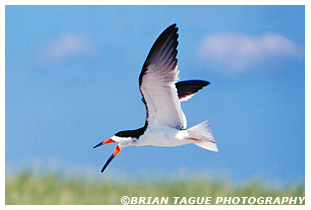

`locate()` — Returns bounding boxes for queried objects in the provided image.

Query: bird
[93,24,218,173]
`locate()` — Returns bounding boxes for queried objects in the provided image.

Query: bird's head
[112,131,138,149]
[93,131,138,173]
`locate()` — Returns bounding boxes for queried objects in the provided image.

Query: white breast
[137,126,192,147]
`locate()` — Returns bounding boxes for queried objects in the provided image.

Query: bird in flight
[94,24,218,173]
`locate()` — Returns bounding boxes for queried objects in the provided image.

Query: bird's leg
[187,137,199,141]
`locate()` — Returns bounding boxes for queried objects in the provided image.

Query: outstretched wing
[176,80,210,102]
[139,24,186,129]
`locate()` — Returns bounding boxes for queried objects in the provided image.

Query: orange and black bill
[93,139,121,173]
[101,146,120,173]
[93,138,115,148]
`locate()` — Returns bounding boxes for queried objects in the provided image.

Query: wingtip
[167,23,178,32]
[198,80,211,87]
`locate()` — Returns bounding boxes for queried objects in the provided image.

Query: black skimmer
[94,24,218,173]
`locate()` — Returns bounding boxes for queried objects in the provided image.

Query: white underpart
[116,122,218,152]
[137,126,191,147]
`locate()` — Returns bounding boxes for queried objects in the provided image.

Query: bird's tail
[187,121,218,152]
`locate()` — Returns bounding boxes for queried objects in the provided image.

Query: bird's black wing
[139,24,186,129]
[176,80,210,102]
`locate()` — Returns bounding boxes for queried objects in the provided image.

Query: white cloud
[36,33,97,66]
[196,33,304,75]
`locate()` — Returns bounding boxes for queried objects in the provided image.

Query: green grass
[5,169,305,205]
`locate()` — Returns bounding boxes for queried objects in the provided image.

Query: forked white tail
[187,121,218,152]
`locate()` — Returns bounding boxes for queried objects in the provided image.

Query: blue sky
[5,5,305,183]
